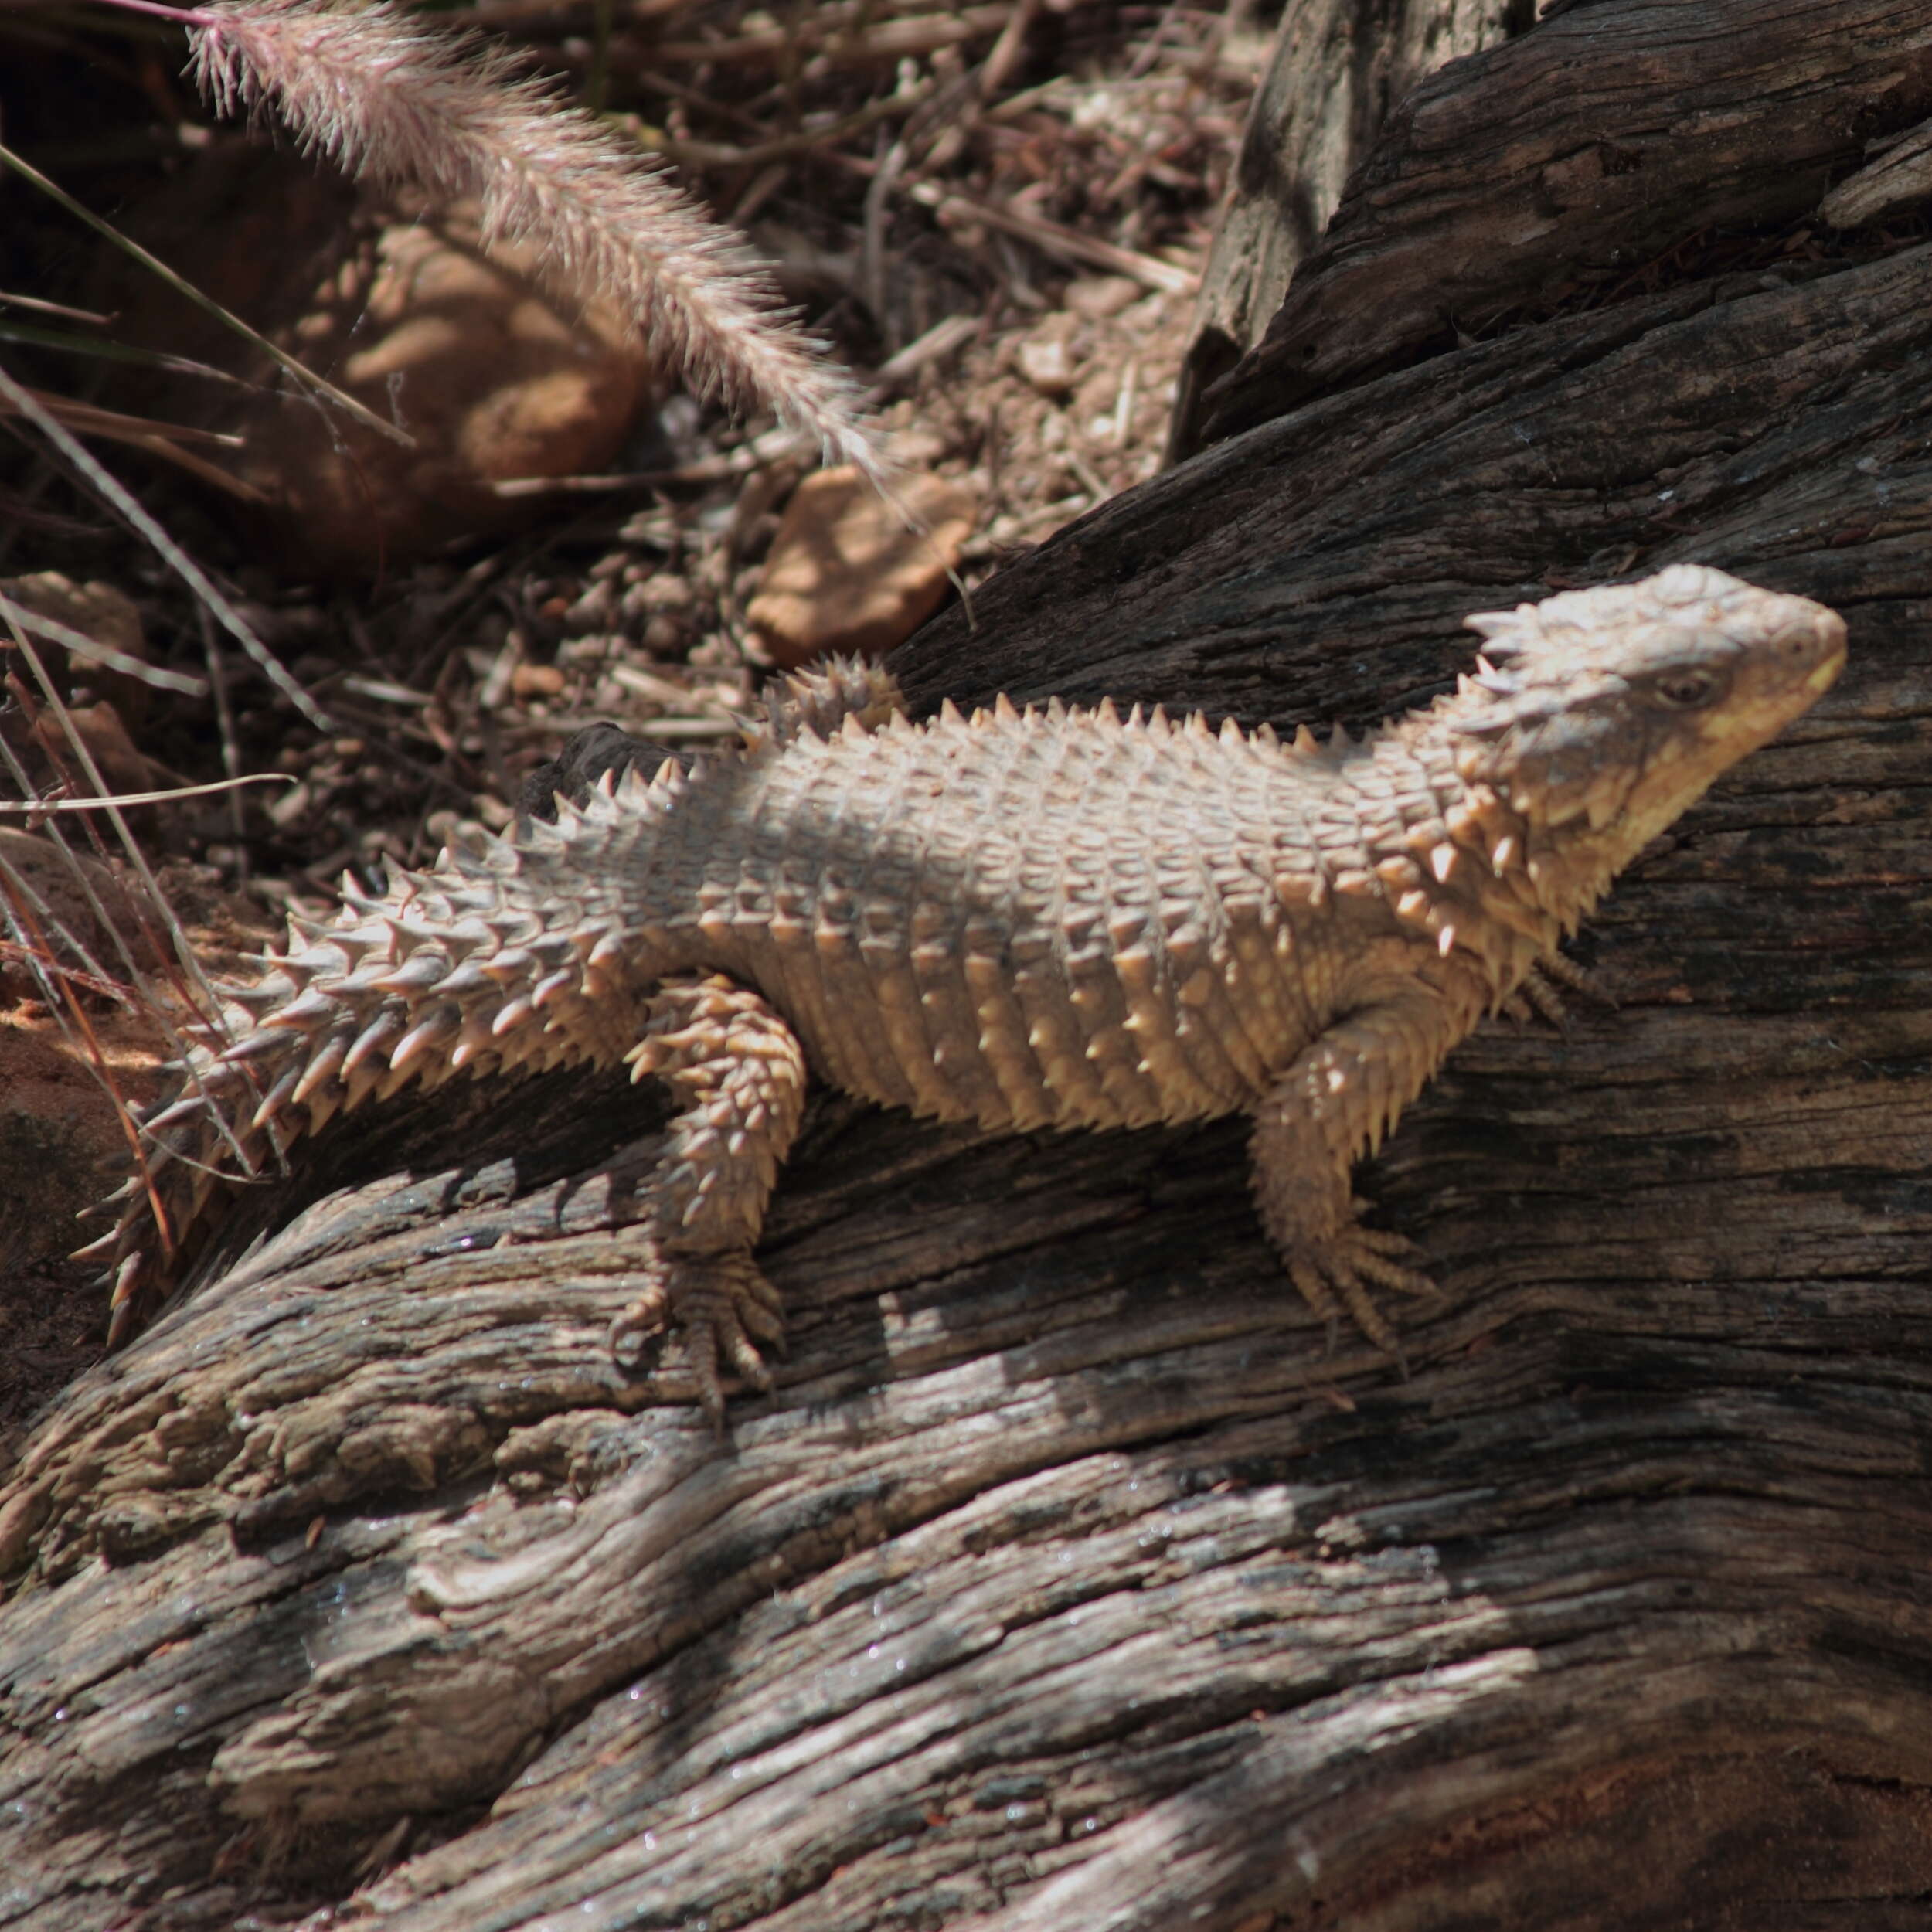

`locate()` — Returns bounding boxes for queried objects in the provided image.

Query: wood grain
[1199,0,1932,444]
[1166,0,1521,463]
[5,2,1932,1925]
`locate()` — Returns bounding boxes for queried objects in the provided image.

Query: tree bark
[1192,0,1932,449]
[1165,0,1523,465]
[9,2,1932,1927]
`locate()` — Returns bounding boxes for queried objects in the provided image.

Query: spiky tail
[81,777,673,1340]
[80,655,906,1345]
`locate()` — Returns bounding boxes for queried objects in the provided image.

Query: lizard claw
[608,1252,786,1432]
[1284,1211,1441,1359]
[1502,954,1615,1031]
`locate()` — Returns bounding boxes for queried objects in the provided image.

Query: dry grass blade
[0,135,410,447]
[1,622,214,1009]
[0,776,291,812]
[0,387,268,505]
[650,3,1012,67]
[184,0,889,485]
[0,359,330,728]
[0,616,260,1184]
[0,590,208,696]
[905,179,1200,294]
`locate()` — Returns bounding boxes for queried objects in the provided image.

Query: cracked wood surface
[1196,0,1932,446]
[1166,0,1521,464]
[7,2,1932,1926]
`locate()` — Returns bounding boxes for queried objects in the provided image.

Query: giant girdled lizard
[83,566,1847,1417]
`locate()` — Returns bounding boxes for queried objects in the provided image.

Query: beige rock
[1063,274,1141,321]
[747,468,977,668]
[1016,334,1077,396]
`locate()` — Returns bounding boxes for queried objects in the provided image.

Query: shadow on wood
[5,0,1932,1925]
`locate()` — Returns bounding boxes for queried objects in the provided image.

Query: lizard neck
[1333,717,1625,998]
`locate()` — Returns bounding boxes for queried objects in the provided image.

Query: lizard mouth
[1806,642,1845,693]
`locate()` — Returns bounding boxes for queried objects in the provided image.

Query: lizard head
[1448,564,1845,864]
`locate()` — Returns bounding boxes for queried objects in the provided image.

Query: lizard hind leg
[609,973,811,1426]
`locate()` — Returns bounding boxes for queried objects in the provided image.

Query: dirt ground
[0,0,1270,1449]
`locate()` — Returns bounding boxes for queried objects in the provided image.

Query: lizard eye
[1648,667,1724,709]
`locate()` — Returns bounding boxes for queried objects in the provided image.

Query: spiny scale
[91,570,1846,1420]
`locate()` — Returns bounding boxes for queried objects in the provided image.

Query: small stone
[0,574,150,718]
[1016,335,1076,396]
[510,663,566,700]
[1073,366,1120,424]
[632,574,696,614]
[1063,274,1140,321]
[642,614,687,655]
[32,700,155,796]
[886,428,949,466]
[561,580,616,634]
[747,468,978,667]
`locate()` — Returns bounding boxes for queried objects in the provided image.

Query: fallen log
[5,2,1932,1926]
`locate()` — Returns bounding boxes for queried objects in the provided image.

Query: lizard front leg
[609,973,810,1423]
[1248,993,1463,1357]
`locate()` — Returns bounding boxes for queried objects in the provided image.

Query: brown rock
[240,211,655,575]
[0,1005,151,1283]
[29,702,155,799]
[510,663,566,701]
[747,468,978,668]
[0,837,277,1281]
[0,829,169,979]
[99,155,655,578]
[0,597,155,845]
[0,574,150,720]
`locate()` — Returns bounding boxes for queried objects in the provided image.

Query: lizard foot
[1503,952,1614,1031]
[608,1252,787,1430]
[1284,1206,1441,1358]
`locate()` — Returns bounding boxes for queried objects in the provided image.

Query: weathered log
[1196,0,1932,447]
[6,3,1932,1927]
[1165,0,1521,464]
